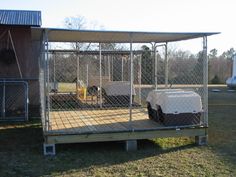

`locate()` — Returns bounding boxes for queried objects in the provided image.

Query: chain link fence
[42,41,207,134]
[0,80,28,121]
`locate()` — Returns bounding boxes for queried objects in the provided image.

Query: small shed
[0,9,42,121]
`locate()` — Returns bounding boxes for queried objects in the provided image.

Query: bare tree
[64,15,86,30]
[209,48,218,59]
[64,15,96,50]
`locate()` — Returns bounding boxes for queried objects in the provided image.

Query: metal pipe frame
[111,56,114,81]
[53,53,56,89]
[86,64,89,87]
[44,29,50,131]
[99,43,102,108]
[139,54,142,105]
[151,43,168,89]
[41,35,211,136]
[0,78,39,81]
[41,30,47,131]
[47,31,50,131]
[203,36,208,126]
[108,55,111,81]
[152,43,158,89]
[129,38,134,130]
[38,29,46,130]
[48,49,143,55]
[121,56,124,81]
[164,42,168,88]
[76,46,80,97]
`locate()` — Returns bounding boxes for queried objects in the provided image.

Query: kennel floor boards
[47,108,162,134]
[43,108,207,145]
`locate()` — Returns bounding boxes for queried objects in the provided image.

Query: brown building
[0,10,41,120]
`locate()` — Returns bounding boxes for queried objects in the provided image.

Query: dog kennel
[32,28,218,155]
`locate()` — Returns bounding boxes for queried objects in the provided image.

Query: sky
[0,0,235,54]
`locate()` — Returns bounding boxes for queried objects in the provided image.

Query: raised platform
[43,108,207,146]
[47,108,160,135]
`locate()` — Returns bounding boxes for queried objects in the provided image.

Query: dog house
[31,28,218,155]
[147,89,202,126]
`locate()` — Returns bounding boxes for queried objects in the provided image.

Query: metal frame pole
[38,29,47,129]
[129,38,133,128]
[203,36,208,126]
[45,29,50,131]
[164,43,168,88]
[76,51,80,97]
[53,52,56,89]
[111,56,113,81]
[41,30,46,126]
[86,64,89,87]
[99,43,102,108]
[108,55,111,81]
[153,43,158,89]
[121,55,124,81]
[139,54,142,105]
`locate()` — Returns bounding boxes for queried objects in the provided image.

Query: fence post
[164,42,168,88]
[139,55,142,105]
[129,35,133,130]
[203,36,208,127]
[154,44,158,89]
[99,43,102,108]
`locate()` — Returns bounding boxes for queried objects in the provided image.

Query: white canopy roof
[31,27,219,43]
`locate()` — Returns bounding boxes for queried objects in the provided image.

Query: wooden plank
[48,108,201,136]
[45,127,207,144]
[49,108,150,133]
[101,109,129,131]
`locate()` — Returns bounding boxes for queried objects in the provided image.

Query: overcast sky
[1,0,235,54]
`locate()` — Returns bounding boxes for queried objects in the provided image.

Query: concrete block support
[43,143,56,155]
[195,135,208,146]
[125,140,137,151]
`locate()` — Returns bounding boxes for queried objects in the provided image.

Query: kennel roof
[0,9,41,26]
[31,27,219,43]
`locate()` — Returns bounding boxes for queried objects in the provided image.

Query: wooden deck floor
[48,108,161,135]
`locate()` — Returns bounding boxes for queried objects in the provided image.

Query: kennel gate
[0,80,28,121]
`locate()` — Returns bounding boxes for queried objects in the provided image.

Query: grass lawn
[0,86,235,177]
[58,82,76,93]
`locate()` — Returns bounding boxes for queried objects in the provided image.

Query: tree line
[49,46,235,85]
[49,16,235,85]
[141,45,235,84]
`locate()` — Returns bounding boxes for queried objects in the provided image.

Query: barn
[0,9,42,121]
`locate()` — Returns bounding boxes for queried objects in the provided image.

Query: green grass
[58,82,76,93]
[0,86,235,177]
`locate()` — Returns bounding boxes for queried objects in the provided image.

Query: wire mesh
[43,40,207,134]
[0,80,28,121]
